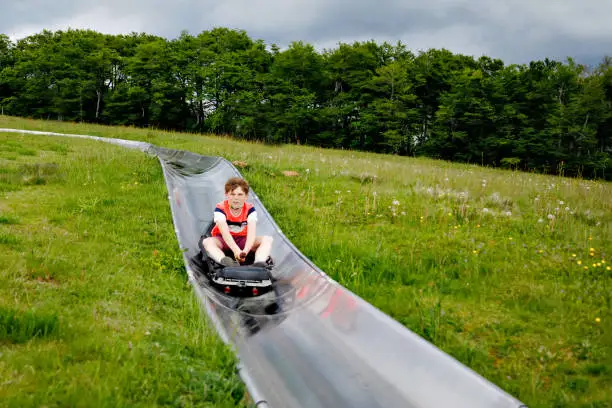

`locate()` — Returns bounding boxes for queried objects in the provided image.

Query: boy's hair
[225,177,250,194]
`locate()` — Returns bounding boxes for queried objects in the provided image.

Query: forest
[0,28,610,179]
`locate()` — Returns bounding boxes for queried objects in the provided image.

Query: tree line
[0,28,610,179]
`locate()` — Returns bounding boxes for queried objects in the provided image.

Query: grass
[1,115,611,407]
[0,129,248,407]
[0,307,59,343]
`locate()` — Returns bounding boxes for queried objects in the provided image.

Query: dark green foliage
[0,214,19,224]
[0,307,59,343]
[0,28,610,178]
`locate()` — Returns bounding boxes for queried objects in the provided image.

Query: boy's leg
[202,236,234,264]
[252,236,273,263]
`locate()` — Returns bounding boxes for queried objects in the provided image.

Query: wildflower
[509,237,513,240]
[590,248,595,252]
[577,260,582,265]
[473,250,478,254]
[538,218,544,223]
[607,266,611,271]
[547,214,555,220]
[572,254,576,257]
[595,317,601,323]
[584,266,589,270]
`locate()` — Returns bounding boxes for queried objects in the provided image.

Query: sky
[1,0,611,66]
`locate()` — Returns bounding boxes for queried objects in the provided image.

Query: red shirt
[211,200,256,237]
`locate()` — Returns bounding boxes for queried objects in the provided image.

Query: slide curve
[1,129,527,408]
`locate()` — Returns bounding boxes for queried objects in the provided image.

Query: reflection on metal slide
[2,129,527,408]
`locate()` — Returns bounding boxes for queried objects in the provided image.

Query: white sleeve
[214,211,226,223]
[247,210,258,223]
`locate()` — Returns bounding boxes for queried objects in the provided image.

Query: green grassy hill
[1,115,611,408]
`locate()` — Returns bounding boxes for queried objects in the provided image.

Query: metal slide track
[1,129,527,408]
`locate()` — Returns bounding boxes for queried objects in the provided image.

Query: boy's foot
[220,256,239,267]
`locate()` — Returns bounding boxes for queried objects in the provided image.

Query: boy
[202,177,273,267]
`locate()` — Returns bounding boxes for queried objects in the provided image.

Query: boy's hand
[233,249,246,263]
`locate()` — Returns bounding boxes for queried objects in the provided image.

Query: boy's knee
[203,237,219,247]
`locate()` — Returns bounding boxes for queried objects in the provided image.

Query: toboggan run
[1,128,528,408]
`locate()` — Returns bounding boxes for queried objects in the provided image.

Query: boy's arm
[214,212,241,257]
[244,219,256,254]
[217,221,241,254]
[243,208,258,254]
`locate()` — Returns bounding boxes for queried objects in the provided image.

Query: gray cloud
[1,0,611,65]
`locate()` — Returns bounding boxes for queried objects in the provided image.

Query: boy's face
[226,186,248,209]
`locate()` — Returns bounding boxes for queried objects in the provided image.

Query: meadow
[0,128,248,407]
[1,115,611,408]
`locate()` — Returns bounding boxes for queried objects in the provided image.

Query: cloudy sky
[2,0,611,65]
